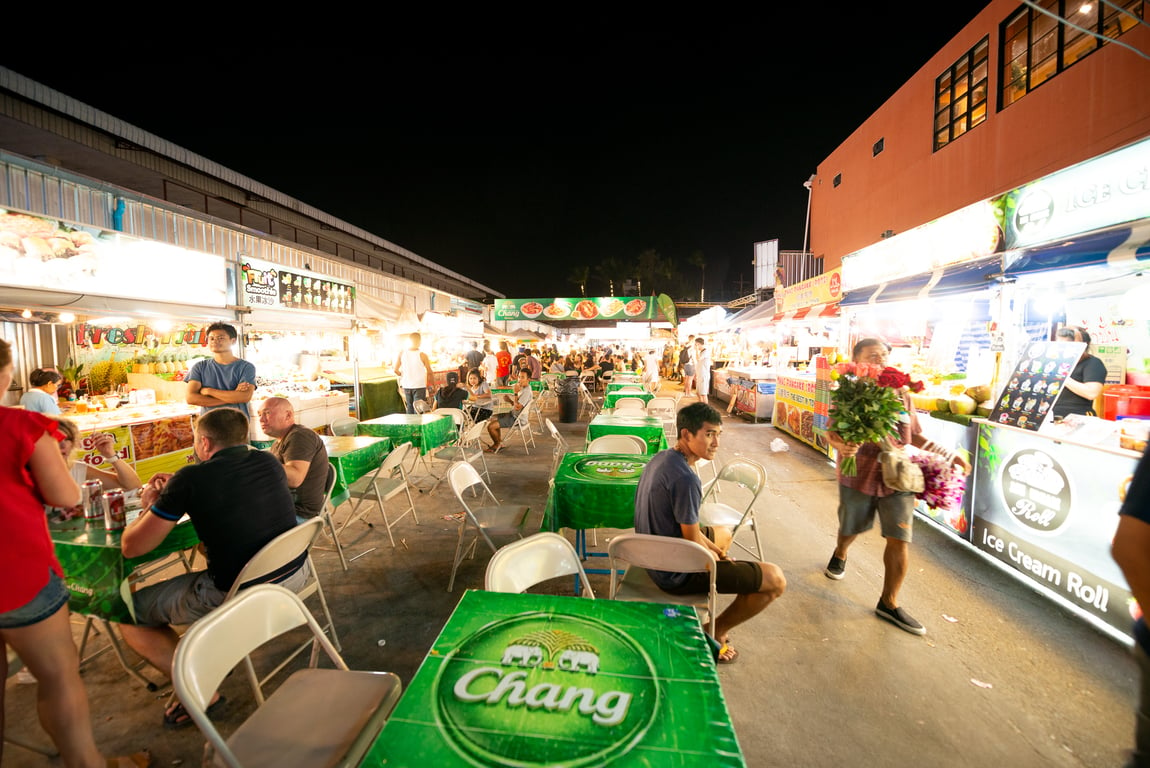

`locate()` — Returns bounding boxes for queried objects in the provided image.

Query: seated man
[634,402,786,664]
[258,397,330,523]
[486,368,533,453]
[117,407,309,728]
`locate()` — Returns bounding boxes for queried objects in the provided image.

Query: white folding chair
[338,442,417,548]
[172,584,402,768]
[313,463,349,571]
[698,458,768,561]
[694,454,721,497]
[485,532,595,598]
[579,369,599,393]
[446,462,530,592]
[503,404,537,454]
[544,418,568,479]
[329,416,359,436]
[586,434,646,454]
[578,379,600,419]
[428,417,491,488]
[647,396,679,441]
[433,407,469,441]
[220,517,341,696]
[612,397,648,414]
[607,532,717,636]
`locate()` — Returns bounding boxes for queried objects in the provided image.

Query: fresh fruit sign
[494,297,657,321]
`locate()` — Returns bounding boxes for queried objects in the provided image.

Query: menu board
[989,341,1086,430]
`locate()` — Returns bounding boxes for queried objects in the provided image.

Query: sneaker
[824,554,847,580]
[875,600,927,635]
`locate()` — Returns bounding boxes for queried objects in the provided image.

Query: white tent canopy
[678,305,730,338]
[355,291,419,332]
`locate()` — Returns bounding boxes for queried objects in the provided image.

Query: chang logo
[572,458,645,481]
[435,613,659,767]
[1000,449,1072,533]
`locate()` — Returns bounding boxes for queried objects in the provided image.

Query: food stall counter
[65,402,201,482]
[723,366,778,422]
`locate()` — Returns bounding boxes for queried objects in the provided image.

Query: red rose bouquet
[828,363,924,476]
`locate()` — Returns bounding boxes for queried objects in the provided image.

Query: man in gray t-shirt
[258,397,329,521]
[633,402,786,663]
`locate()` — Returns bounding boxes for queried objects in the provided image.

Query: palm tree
[593,256,623,296]
[688,250,706,301]
[566,264,590,297]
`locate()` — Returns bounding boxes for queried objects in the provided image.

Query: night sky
[5,6,990,301]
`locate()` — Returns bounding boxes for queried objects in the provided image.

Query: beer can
[102,489,126,531]
[82,480,105,524]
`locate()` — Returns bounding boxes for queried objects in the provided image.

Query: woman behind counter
[20,368,62,414]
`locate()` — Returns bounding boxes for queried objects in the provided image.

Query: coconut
[949,394,977,416]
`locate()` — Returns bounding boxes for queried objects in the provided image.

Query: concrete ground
[3,378,1140,768]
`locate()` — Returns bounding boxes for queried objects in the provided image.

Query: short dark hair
[207,322,238,340]
[677,402,723,436]
[30,368,62,386]
[196,407,249,448]
[852,338,890,360]
[1057,326,1091,345]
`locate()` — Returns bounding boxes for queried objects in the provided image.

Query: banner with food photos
[493,297,658,322]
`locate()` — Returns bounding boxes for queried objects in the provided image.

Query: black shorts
[665,560,763,596]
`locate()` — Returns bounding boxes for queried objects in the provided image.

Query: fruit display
[909,379,996,418]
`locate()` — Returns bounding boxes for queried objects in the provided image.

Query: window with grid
[1000,0,1145,109]
[934,36,990,150]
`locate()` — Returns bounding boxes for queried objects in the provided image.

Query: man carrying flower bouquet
[824,338,970,636]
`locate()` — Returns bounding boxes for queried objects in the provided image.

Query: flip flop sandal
[163,696,226,729]
[108,752,153,768]
[716,642,739,665]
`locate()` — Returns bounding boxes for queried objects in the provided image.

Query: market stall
[0,207,236,479]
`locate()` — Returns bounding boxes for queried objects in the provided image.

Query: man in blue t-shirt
[1113,449,1150,766]
[186,322,257,417]
[634,402,786,663]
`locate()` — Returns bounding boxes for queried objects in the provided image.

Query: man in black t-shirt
[465,341,485,371]
[118,408,306,726]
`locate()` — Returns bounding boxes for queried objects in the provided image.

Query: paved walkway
[3,379,1139,767]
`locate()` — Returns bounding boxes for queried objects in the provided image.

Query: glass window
[998,0,1145,108]
[934,36,990,150]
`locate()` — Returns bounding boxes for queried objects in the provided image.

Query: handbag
[879,442,925,493]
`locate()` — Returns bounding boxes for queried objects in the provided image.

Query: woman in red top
[495,340,512,387]
[0,339,149,767]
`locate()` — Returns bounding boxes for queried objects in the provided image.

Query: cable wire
[1020,0,1150,62]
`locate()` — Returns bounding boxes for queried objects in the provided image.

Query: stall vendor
[1052,326,1106,419]
[185,322,257,417]
[20,368,62,414]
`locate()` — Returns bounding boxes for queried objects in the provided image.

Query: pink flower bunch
[910,451,966,510]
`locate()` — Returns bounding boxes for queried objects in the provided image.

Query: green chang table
[543,452,651,576]
[605,381,649,395]
[603,391,655,410]
[587,413,668,454]
[51,514,200,624]
[356,414,453,456]
[357,590,745,768]
[322,435,393,507]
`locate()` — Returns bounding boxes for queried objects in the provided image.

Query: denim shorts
[0,569,71,629]
[838,484,915,542]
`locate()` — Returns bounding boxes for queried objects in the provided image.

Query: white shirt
[398,349,428,389]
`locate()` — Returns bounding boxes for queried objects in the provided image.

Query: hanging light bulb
[58,312,76,323]
[21,309,32,319]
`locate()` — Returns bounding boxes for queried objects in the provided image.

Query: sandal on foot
[163,696,225,729]
[108,752,153,768]
[484,444,501,454]
[716,642,739,664]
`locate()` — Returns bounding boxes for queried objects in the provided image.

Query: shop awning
[840,257,1002,307]
[771,302,840,322]
[355,292,419,333]
[1003,219,1150,277]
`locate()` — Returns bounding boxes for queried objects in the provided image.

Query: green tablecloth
[51,516,200,623]
[358,590,744,768]
[322,435,393,507]
[359,377,405,420]
[603,390,655,410]
[606,382,649,394]
[542,452,652,532]
[529,379,546,392]
[356,414,453,456]
[587,414,668,454]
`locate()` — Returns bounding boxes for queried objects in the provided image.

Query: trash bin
[557,375,581,423]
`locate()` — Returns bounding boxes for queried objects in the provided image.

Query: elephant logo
[499,629,600,674]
